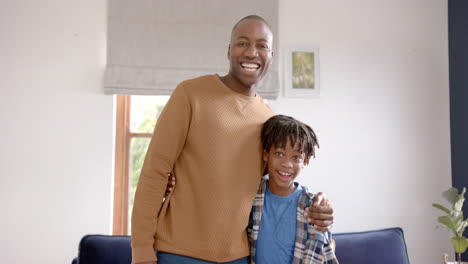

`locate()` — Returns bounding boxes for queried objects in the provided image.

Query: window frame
[113,95,152,235]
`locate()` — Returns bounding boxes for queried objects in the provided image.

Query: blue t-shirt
[255,184,303,264]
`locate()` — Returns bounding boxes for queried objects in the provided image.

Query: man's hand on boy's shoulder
[304,192,334,232]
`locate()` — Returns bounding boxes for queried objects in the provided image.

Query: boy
[248,115,338,264]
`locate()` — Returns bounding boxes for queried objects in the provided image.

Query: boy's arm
[131,84,192,264]
[304,192,334,231]
[322,233,339,264]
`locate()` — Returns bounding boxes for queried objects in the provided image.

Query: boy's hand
[304,192,334,232]
[165,173,176,196]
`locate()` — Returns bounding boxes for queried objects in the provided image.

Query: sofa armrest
[72,234,131,264]
[334,227,410,264]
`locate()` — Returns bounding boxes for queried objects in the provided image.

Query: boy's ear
[263,150,268,162]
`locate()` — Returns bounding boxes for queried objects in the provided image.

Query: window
[113,95,169,235]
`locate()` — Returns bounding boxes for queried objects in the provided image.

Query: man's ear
[227,44,231,60]
[270,51,274,64]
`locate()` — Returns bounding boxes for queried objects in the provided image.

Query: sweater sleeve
[130,83,191,263]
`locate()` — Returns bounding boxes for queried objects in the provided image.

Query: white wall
[272,0,452,263]
[0,1,111,263]
[0,0,452,263]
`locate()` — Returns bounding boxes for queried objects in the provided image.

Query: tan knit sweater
[131,75,274,263]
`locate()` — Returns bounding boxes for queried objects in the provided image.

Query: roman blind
[105,0,279,99]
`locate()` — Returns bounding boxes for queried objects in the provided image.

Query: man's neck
[219,75,257,97]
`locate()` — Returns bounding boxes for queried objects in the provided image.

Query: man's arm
[131,84,192,264]
[304,192,334,232]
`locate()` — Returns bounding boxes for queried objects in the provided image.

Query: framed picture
[284,47,320,97]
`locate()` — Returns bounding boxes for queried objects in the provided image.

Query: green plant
[433,187,468,262]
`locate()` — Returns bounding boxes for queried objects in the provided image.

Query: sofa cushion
[334,227,409,264]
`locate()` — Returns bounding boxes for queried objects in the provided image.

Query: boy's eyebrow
[272,145,302,153]
[272,146,285,150]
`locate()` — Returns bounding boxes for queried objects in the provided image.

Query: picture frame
[284,47,320,98]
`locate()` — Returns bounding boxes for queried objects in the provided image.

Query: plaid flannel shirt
[248,178,339,264]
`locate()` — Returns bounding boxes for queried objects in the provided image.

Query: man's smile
[240,62,260,72]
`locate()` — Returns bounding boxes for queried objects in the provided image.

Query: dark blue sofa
[72,227,409,264]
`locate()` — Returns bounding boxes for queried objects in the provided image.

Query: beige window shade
[105,0,279,99]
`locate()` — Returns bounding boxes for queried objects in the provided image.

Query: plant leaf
[443,187,459,205]
[439,216,457,234]
[451,236,468,254]
[452,211,463,220]
[458,220,468,235]
[454,197,465,212]
[454,187,466,211]
[433,203,451,214]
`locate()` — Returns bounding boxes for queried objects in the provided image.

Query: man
[131,15,334,264]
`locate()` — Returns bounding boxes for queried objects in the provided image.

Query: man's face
[227,19,274,89]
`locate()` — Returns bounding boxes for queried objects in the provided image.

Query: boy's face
[263,138,305,196]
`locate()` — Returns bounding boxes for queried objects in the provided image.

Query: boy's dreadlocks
[261,115,319,165]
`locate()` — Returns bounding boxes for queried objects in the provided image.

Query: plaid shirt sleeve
[249,178,267,264]
[295,187,339,264]
[321,238,338,264]
[301,231,339,264]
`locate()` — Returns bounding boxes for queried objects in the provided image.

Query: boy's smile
[263,139,305,196]
[277,170,293,181]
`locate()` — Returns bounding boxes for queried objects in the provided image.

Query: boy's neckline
[266,180,300,197]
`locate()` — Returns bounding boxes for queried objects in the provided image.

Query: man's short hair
[231,15,272,36]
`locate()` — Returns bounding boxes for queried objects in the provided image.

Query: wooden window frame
[113,95,152,235]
